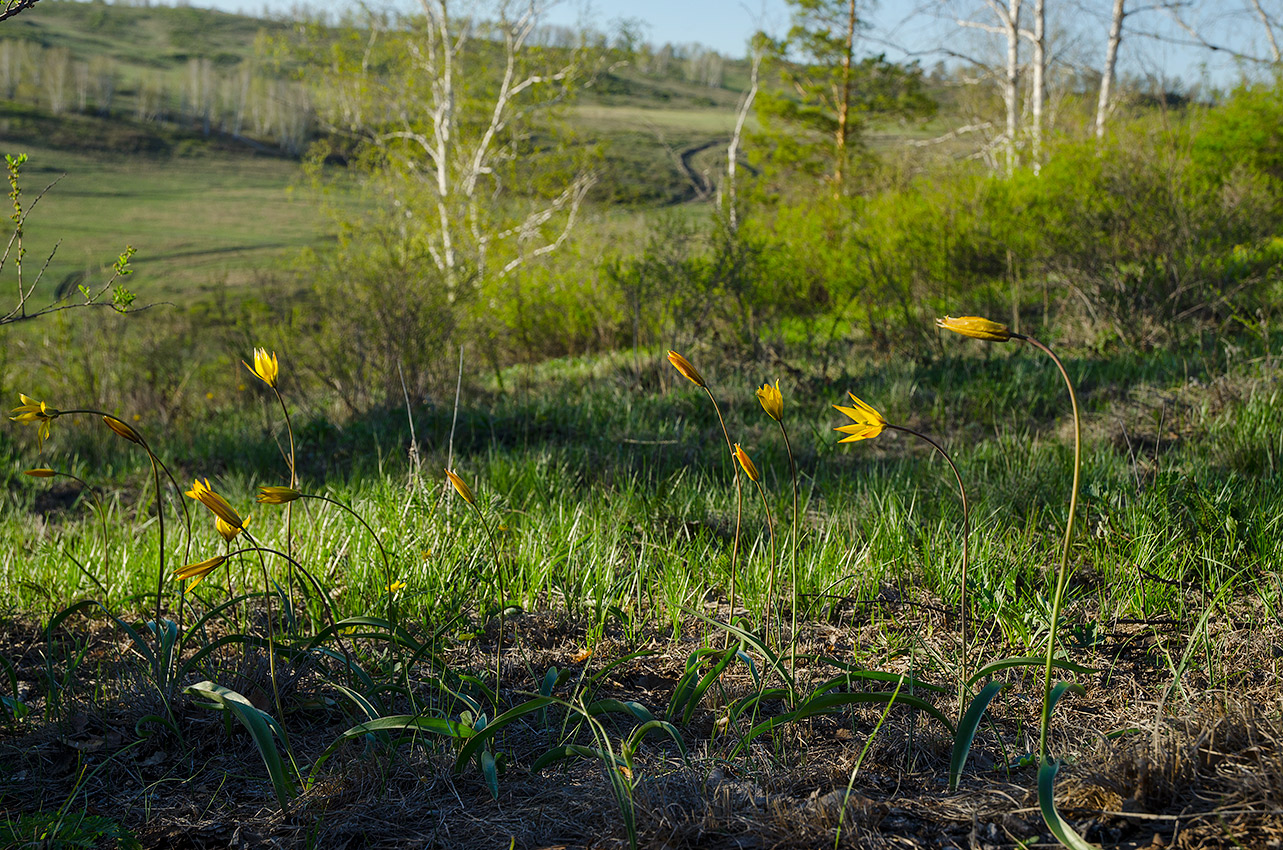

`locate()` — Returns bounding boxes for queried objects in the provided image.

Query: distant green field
[6,145,335,306]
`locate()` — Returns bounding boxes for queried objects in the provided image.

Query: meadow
[3,3,1283,849]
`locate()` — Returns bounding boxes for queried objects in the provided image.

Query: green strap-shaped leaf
[967,656,1095,690]
[308,712,474,785]
[666,647,722,720]
[625,719,687,760]
[588,699,655,724]
[692,611,796,696]
[186,680,297,809]
[948,681,1007,791]
[1048,681,1086,717]
[803,657,950,693]
[733,690,954,757]
[683,644,741,725]
[1038,760,1100,850]
[726,688,790,730]
[305,615,425,654]
[531,744,618,773]
[453,696,558,774]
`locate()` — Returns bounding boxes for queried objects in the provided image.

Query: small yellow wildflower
[10,393,58,447]
[666,350,706,388]
[102,416,142,445]
[755,380,783,422]
[257,486,303,504]
[186,478,244,529]
[733,443,760,482]
[833,393,888,443]
[23,468,56,478]
[205,391,214,401]
[935,315,1014,342]
[173,555,227,592]
[215,512,250,542]
[444,469,476,506]
[388,580,407,594]
[243,347,279,388]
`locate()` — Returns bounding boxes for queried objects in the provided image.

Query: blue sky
[197,0,1258,88]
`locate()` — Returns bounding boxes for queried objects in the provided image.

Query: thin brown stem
[273,387,298,616]
[470,501,508,704]
[1015,333,1081,764]
[703,386,743,643]
[148,453,165,627]
[779,421,800,694]
[753,478,777,642]
[887,424,971,698]
[302,493,394,623]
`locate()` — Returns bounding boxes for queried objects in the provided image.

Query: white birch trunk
[1095,0,1125,140]
[1004,0,1022,175]
[724,45,761,233]
[1029,0,1044,172]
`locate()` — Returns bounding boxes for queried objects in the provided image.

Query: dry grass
[3,594,1282,849]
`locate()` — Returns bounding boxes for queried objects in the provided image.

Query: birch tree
[292,0,596,296]
[955,0,1024,173]
[1094,0,1126,139]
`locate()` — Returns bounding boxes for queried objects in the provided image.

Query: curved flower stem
[703,386,743,644]
[777,421,800,693]
[57,409,193,618]
[887,424,971,699]
[147,453,165,626]
[45,471,111,597]
[272,387,298,613]
[464,499,508,704]
[302,493,393,625]
[238,531,290,741]
[1015,333,1081,765]
[751,478,777,644]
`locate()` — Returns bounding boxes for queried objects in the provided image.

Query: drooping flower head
[243,348,279,388]
[444,469,476,506]
[215,512,251,542]
[666,350,706,388]
[756,380,783,422]
[186,477,244,530]
[102,415,143,445]
[173,555,227,593]
[935,315,1013,342]
[10,394,59,447]
[23,468,56,478]
[733,443,760,482]
[833,393,888,443]
[257,486,303,505]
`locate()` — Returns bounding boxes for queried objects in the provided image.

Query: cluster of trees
[0,38,313,153]
[4,0,1281,410]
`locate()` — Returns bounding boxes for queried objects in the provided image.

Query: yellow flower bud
[733,443,760,482]
[935,315,1014,342]
[666,350,706,388]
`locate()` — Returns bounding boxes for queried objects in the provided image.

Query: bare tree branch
[0,0,42,23]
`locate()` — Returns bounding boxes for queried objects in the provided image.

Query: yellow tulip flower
[243,347,279,388]
[755,380,783,422]
[186,478,244,530]
[833,393,888,442]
